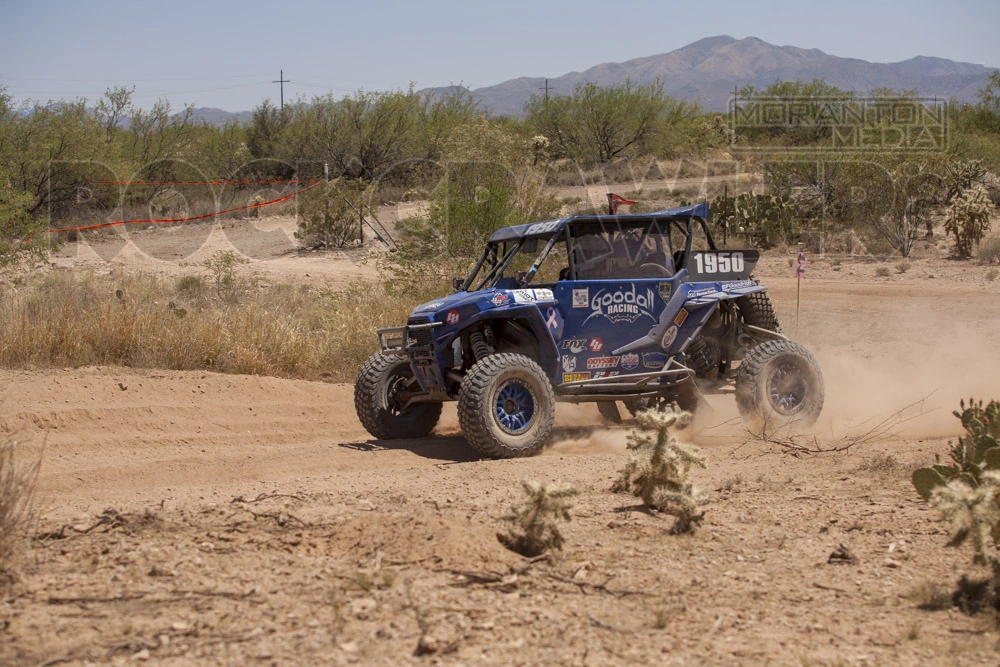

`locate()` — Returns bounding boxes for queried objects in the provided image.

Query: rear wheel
[736,290,782,333]
[735,340,824,429]
[458,353,555,459]
[354,352,442,440]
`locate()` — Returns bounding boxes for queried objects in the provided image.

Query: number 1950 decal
[688,250,758,280]
[694,251,744,274]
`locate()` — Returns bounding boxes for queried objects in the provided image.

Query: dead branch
[228,506,309,528]
[740,395,932,455]
[545,573,652,598]
[230,492,306,504]
[36,509,129,541]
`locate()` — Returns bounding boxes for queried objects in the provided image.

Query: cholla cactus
[613,408,708,533]
[930,470,1000,576]
[498,480,577,557]
[946,186,996,258]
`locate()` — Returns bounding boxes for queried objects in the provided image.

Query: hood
[410,287,556,325]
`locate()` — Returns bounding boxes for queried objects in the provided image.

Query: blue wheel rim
[767,362,807,415]
[494,378,536,435]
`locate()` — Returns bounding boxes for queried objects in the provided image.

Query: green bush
[946,186,995,258]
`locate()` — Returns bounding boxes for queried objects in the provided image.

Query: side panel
[549,277,682,384]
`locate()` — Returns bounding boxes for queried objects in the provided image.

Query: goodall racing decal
[584,285,656,325]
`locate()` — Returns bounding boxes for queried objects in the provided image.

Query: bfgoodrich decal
[642,352,668,369]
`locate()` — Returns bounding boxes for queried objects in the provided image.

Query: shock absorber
[469,328,490,361]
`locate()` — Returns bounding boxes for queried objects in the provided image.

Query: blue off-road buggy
[354,202,824,458]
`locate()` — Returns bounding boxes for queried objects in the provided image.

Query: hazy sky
[1,0,997,111]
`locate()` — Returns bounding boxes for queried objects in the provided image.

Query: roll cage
[457,203,718,291]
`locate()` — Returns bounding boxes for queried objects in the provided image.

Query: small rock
[133,648,150,661]
[828,543,858,565]
[347,597,377,619]
[883,558,901,568]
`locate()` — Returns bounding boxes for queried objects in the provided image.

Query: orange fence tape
[48,181,321,234]
[86,178,322,186]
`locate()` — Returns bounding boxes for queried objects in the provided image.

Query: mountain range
[424,35,996,115]
[189,35,996,123]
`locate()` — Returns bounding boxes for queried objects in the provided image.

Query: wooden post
[795,251,805,335]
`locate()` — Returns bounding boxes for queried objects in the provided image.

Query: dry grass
[0,437,39,588]
[0,269,439,383]
[980,234,1000,264]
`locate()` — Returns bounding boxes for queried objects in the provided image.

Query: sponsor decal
[642,352,668,369]
[544,306,562,333]
[673,309,689,327]
[721,279,756,290]
[584,284,657,324]
[512,288,555,303]
[621,353,639,370]
[561,355,577,372]
[490,292,510,307]
[562,372,590,383]
[588,338,603,353]
[445,310,460,325]
[587,356,620,370]
[660,325,679,349]
[593,371,620,379]
[572,288,589,308]
[658,282,671,301]
[687,286,718,299]
[562,338,587,353]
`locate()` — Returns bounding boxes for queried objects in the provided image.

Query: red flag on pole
[607,193,638,214]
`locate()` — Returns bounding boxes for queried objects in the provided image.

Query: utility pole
[273,69,290,110]
[539,79,551,101]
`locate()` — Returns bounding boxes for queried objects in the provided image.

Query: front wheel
[354,352,442,440]
[458,353,555,459]
[735,340,824,429]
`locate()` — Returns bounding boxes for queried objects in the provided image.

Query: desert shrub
[0,437,39,588]
[912,398,1000,611]
[202,250,249,293]
[896,260,911,273]
[978,234,1000,264]
[175,274,203,295]
[946,186,996,258]
[913,398,1000,501]
[987,268,999,282]
[612,409,708,533]
[497,480,577,557]
[295,179,371,249]
[710,192,797,249]
[419,117,558,258]
[0,171,48,270]
[875,266,891,277]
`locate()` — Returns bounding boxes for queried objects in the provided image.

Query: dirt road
[3,241,1000,664]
